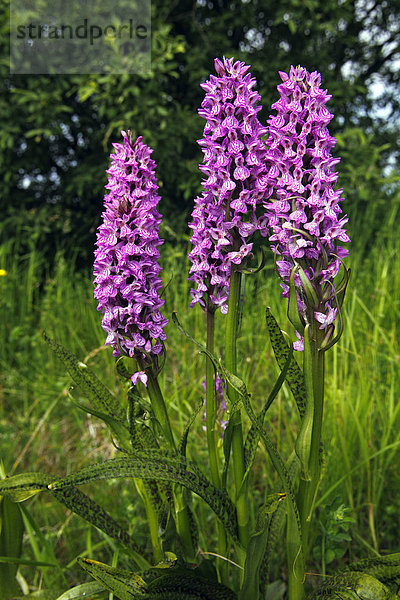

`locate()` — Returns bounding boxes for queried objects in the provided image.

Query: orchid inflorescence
[93,131,168,386]
[188,57,270,315]
[94,59,350,369]
[262,66,350,349]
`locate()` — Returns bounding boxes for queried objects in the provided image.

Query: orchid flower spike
[188,57,270,314]
[264,66,350,349]
[94,131,168,384]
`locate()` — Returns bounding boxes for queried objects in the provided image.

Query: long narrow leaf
[259,453,301,594]
[243,342,293,472]
[78,558,238,600]
[11,591,67,600]
[48,486,148,569]
[265,308,306,417]
[78,558,148,599]
[178,397,204,458]
[0,473,53,502]
[0,473,148,570]
[55,582,107,600]
[0,556,57,567]
[0,495,24,599]
[67,391,131,449]
[48,454,240,545]
[220,368,304,582]
[239,493,286,600]
[43,334,124,421]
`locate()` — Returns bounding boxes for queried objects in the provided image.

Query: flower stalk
[225,264,249,563]
[262,66,350,599]
[139,360,175,450]
[205,305,229,581]
[143,368,196,561]
[288,323,325,600]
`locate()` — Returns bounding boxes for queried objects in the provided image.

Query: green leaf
[146,566,238,599]
[48,486,149,570]
[79,557,147,598]
[172,311,302,571]
[18,502,68,587]
[127,388,159,452]
[0,495,24,599]
[244,340,294,473]
[0,473,148,570]
[265,307,306,417]
[11,591,68,600]
[310,571,391,599]
[43,334,124,421]
[78,558,238,599]
[67,389,131,450]
[126,392,172,539]
[239,494,287,600]
[344,552,400,583]
[296,264,319,307]
[178,397,204,458]
[288,19,297,34]
[222,414,234,489]
[295,325,314,481]
[0,556,56,567]
[211,364,305,584]
[259,454,301,594]
[55,582,107,600]
[171,310,304,573]
[48,452,240,545]
[0,473,53,502]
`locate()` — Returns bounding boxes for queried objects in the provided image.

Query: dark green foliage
[0,473,147,568]
[240,493,287,600]
[310,572,395,599]
[344,554,400,586]
[48,453,240,544]
[78,557,238,599]
[48,486,143,558]
[265,308,306,417]
[310,554,400,598]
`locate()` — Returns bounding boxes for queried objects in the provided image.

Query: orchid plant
[2,59,400,600]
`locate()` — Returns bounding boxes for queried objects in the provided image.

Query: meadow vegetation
[1,193,399,591]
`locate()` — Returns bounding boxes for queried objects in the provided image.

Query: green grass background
[0,201,399,592]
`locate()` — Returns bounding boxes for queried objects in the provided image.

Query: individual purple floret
[263,66,350,349]
[93,131,168,385]
[188,57,269,314]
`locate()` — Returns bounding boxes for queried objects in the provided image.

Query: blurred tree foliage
[0,0,399,265]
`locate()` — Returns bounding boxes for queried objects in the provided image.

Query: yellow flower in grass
[0,269,7,277]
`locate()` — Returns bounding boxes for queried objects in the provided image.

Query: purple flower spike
[188,57,269,314]
[93,131,168,384]
[264,66,350,347]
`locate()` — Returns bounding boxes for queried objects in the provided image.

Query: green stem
[144,366,197,561]
[206,307,228,582]
[134,479,163,564]
[289,325,325,600]
[174,485,197,561]
[297,329,324,552]
[225,266,249,563]
[145,367,176,450]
